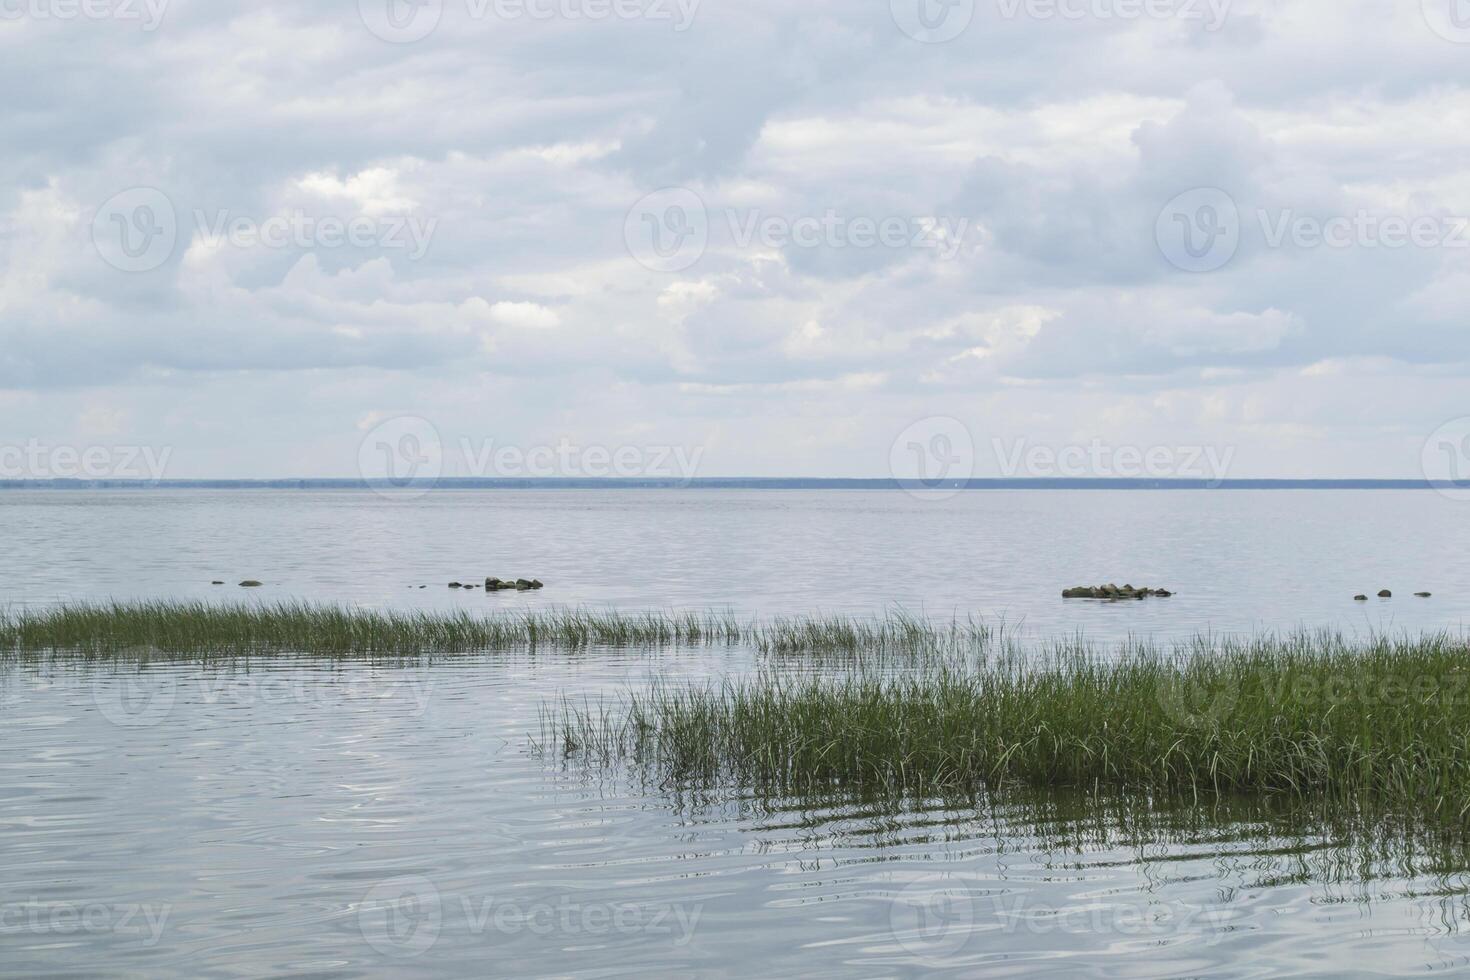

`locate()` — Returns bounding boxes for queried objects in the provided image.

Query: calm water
[2,489,1469,639]
[4,490,1470,977]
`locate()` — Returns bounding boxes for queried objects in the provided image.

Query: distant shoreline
[1,478,1463,491]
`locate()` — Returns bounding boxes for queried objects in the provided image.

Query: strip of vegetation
[0,601,754,657]
[547,631,1470,820]
[0,601,1006,658]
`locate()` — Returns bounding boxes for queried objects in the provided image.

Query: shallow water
[2,488,1469,641]
[4,489,1470,977]
[5,652,1470,978]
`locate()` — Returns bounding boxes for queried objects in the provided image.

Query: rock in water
[1378,590,1392,598]
[1416,592,1432,598]
[239,580,263,588]
[1354,594,1368,601]
[1062,584,1172,600]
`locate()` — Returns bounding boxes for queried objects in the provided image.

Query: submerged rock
[239,580,263,588]
[449,582,463,589]
[1416,592,1433,598]
[211,580,224,585]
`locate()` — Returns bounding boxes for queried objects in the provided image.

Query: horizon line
[1,477,1464,491]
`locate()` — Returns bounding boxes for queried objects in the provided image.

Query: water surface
[4,489,1470,977]
[3,489,1467,641]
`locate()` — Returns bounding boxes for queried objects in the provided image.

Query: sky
[3,0,1470,484]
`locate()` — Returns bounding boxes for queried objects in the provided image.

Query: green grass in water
[0,601,762,657]
[548,631,1470,819]
[0,601,999,658]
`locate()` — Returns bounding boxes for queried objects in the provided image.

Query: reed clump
[0,601,1013,658]
[0,601,747,657]
[549,631,1470,818]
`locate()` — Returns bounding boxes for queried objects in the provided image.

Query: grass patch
[546,631,1470,820]
[0,601,752,657]
[0,601,1002,658]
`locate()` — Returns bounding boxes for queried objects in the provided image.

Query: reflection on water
[6,652,1470,977]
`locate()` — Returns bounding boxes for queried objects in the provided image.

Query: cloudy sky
[3,0,1470,482]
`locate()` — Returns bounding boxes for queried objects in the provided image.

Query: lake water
[4,489,1470,977]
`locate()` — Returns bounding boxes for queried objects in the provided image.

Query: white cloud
[1,0,1468,476]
